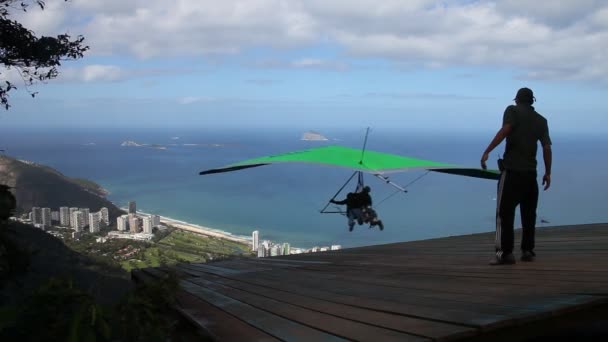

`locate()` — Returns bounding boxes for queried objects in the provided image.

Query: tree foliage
[0,0,88,109]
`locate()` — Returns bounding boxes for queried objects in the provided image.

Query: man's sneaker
[377,220,384,231]
[489,253,516,265]
[348,224,354,232]
[521,250,536,262]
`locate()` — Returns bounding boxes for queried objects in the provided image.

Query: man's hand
[542,174,551,191]
[330,199,336,204]
[480,152,489,170]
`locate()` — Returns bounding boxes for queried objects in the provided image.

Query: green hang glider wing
[199,145,500,180]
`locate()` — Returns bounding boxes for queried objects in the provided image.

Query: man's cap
[514,87,535,103]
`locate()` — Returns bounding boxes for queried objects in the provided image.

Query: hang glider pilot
[331,186,384,231]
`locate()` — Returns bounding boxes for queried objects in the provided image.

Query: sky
[1,0,607,134]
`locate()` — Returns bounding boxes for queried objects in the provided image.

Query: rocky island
[301,131,328,141]
[120,141,167,150]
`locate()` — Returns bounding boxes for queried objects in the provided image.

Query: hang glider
[199,145,500,180]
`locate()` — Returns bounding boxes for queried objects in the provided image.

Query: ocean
[1,127,606,248]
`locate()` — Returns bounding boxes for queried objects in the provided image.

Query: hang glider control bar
[374,174,408,193]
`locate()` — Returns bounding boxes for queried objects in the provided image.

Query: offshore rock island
[120,140,167,150]
[301,131,328,141]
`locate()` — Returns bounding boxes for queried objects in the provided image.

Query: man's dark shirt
[334,192,369,210]
[359,192,372,207]
[502,104,552,171]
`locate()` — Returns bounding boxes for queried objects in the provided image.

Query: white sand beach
[123,208,251,245]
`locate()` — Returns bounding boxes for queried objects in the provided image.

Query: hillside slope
[0,155,123,219]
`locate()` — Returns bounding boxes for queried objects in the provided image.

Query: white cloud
[6,0,608,82]
[60,65,127,82]
[291,58,348,70]
[177,96,213,105]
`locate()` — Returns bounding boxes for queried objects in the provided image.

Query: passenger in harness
[331,186,384,231]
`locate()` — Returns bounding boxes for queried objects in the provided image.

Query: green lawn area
[61,227,253,272]
[120,229,252,272]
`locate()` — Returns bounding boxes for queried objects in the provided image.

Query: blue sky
[1,0,607,134]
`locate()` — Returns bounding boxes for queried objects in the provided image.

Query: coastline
[122,208,251,245]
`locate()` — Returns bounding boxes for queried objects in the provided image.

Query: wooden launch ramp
[133,223,608,341]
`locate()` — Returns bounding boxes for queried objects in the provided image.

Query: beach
[125,208,252,245]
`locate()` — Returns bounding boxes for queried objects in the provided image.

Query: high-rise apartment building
[143,216,153,234]
[128,201,136,214]
[31,207,42,224]
[99,207,110,225]
[80,208,90,226]
[129,214,140,233]
[282,242,290,256]
[252,230,259,251]
[151,214,160,227]
[89,212,101,233]
[41,208,52,227]
[71,211,85,232]
[59,207,70,226]
[117,215,129,231]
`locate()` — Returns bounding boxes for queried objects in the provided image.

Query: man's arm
[480,124,512,170]
[331,199,347,205]
[542,144,552,190]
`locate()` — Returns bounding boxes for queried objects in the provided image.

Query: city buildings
[80,208,90,226]
[282,242,290,256]
[252,230,259,251]
[71,211,85,232]
[129,214,140,233]
[41,208,52,227]
[143,216,153,234]
[100,207,109,225]
[31,207,42,225]
[151,214,160,227]
[59,207,70,226]
[128,201,136,214]
[89,212,101,233]
[117,215,128,231]
[51,211,59,222]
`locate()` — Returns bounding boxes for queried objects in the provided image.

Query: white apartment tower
[79,208,90,226]
[71,211,85,232]
[282,243,290,256]
[100,207,110,225]
[89,212,101,233]
[128,201,136,214]
[257,245,265,258]
[41,208,52,227]
[117,215,129,231]
[69,207,79,217]
[31,207,42,224]
[129,214,140,233]
[252,230,259,251]
[151,215,160,227]
[143,216,153,234]
[59,207,70,226]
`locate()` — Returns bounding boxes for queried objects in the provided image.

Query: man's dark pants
[496,169,539,257]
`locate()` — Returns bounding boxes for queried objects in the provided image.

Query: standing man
[481,87,552,265]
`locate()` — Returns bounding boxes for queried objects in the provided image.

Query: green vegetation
[70,178,108,196]
[121,229,252,272]
[1,275,184,341]
[58,226,252,273]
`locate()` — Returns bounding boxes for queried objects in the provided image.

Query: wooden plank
[177,264,512,328]
[187,277,429,342]
[175,291,279,342]
[187,271,477,340]
[180,280,348,341]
